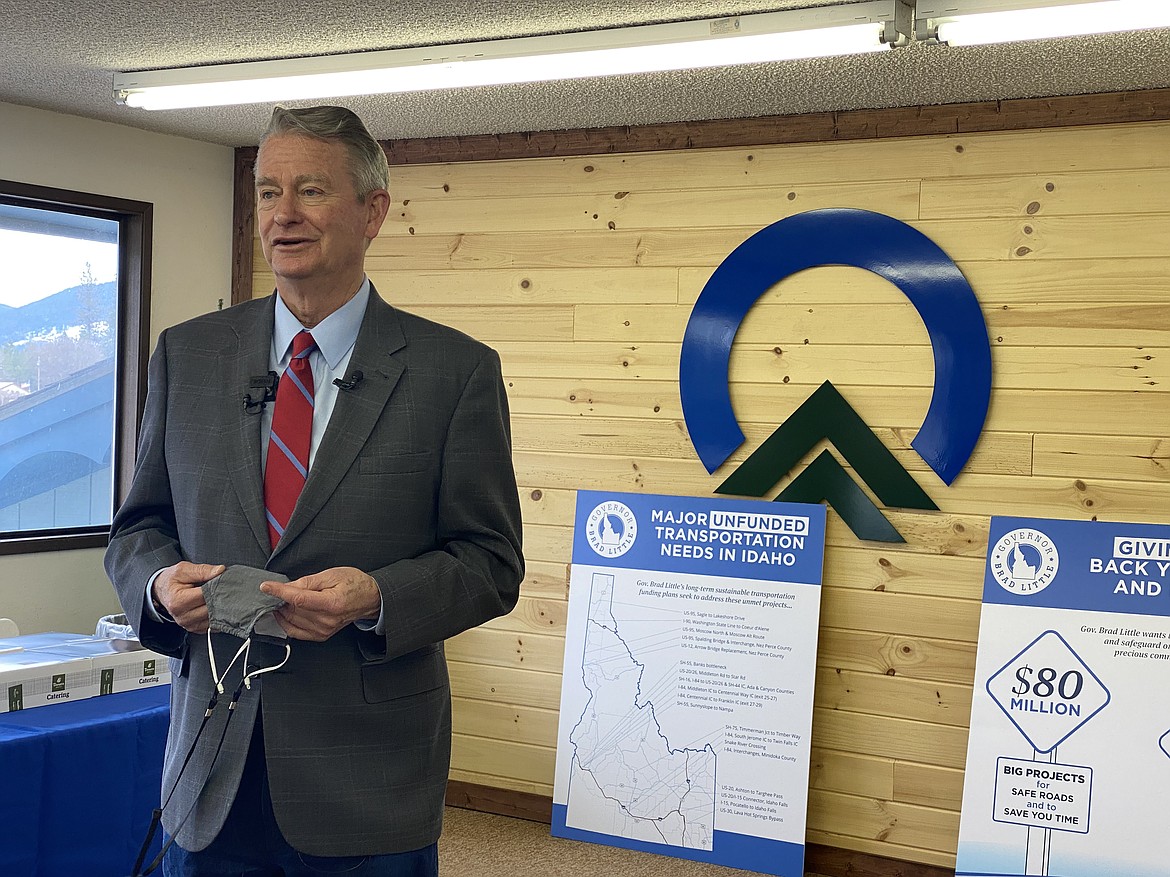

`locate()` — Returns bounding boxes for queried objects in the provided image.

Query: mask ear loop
[206,628,251,694]
[242,639,292,689]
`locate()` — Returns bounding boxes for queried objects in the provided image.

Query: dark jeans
[161,721,438,876]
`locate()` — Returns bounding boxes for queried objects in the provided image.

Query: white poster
[552,490,826,876]
[957,515,1170,877]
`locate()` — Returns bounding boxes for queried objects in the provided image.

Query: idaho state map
[567,572,717,849]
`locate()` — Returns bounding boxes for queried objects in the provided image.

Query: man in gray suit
[106,105,523,875]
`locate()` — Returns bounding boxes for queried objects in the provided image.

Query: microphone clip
[333,370,364,392]
[243,372,279,413]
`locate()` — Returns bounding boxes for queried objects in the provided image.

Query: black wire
[130,690,217,876]
[131,680,246,876]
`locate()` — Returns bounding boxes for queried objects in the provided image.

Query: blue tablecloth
[0,686,170,877]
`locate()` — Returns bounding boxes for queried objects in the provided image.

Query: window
[0,180,151,554]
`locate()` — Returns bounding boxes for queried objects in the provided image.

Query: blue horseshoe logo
[680,208,991,486]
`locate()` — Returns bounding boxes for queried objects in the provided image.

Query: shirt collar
[272,277,370,370]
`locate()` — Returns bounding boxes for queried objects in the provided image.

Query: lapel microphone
[332,370,364,392]
[242,372,279,413]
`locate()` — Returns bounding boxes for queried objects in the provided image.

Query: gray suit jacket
[105,286,523,856]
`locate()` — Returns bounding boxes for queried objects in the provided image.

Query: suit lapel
[274,288,406,556]
[225,296,277,555]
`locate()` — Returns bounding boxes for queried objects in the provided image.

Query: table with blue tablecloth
[0,686,169,877]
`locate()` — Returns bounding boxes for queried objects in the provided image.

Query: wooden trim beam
[443,781,950,877]
[804,843,951,877]
[445,779,552,823]
[231,148,256,306]
[380,87,1170,165]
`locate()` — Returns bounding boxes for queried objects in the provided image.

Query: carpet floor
[438,807,792,876]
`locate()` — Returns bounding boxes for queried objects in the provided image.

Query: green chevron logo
[716,381,936,542]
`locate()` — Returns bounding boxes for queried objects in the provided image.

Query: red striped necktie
[264,330,316,549]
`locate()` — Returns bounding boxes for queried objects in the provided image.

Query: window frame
[0,179,152,555]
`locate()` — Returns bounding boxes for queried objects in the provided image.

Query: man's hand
[153,562,224,633]
[260,567,381,642]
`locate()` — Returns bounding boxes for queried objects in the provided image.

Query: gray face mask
[201,565,291,691]
[202,565,288,640]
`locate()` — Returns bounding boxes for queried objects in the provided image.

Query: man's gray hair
[261,105,390,201]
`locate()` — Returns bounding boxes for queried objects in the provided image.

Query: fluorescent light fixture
[114,1,911,110]
[918,0,1170,46]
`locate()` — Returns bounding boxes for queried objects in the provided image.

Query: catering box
[0,648,97,712]
[35,638,170,696]
[0,633,169,712]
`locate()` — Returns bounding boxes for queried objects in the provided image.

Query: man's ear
[364,189,391,241]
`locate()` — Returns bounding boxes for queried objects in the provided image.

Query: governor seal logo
[990,528,1059,595]
[586,500,638,558]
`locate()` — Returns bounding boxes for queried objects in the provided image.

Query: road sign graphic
[987,630,1110,754]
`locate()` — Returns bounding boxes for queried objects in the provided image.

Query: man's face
[255,133,387,290]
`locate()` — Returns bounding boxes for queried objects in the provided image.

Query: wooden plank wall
[251,118,1170,868]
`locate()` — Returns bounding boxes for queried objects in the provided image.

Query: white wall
[0,101,235,635]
